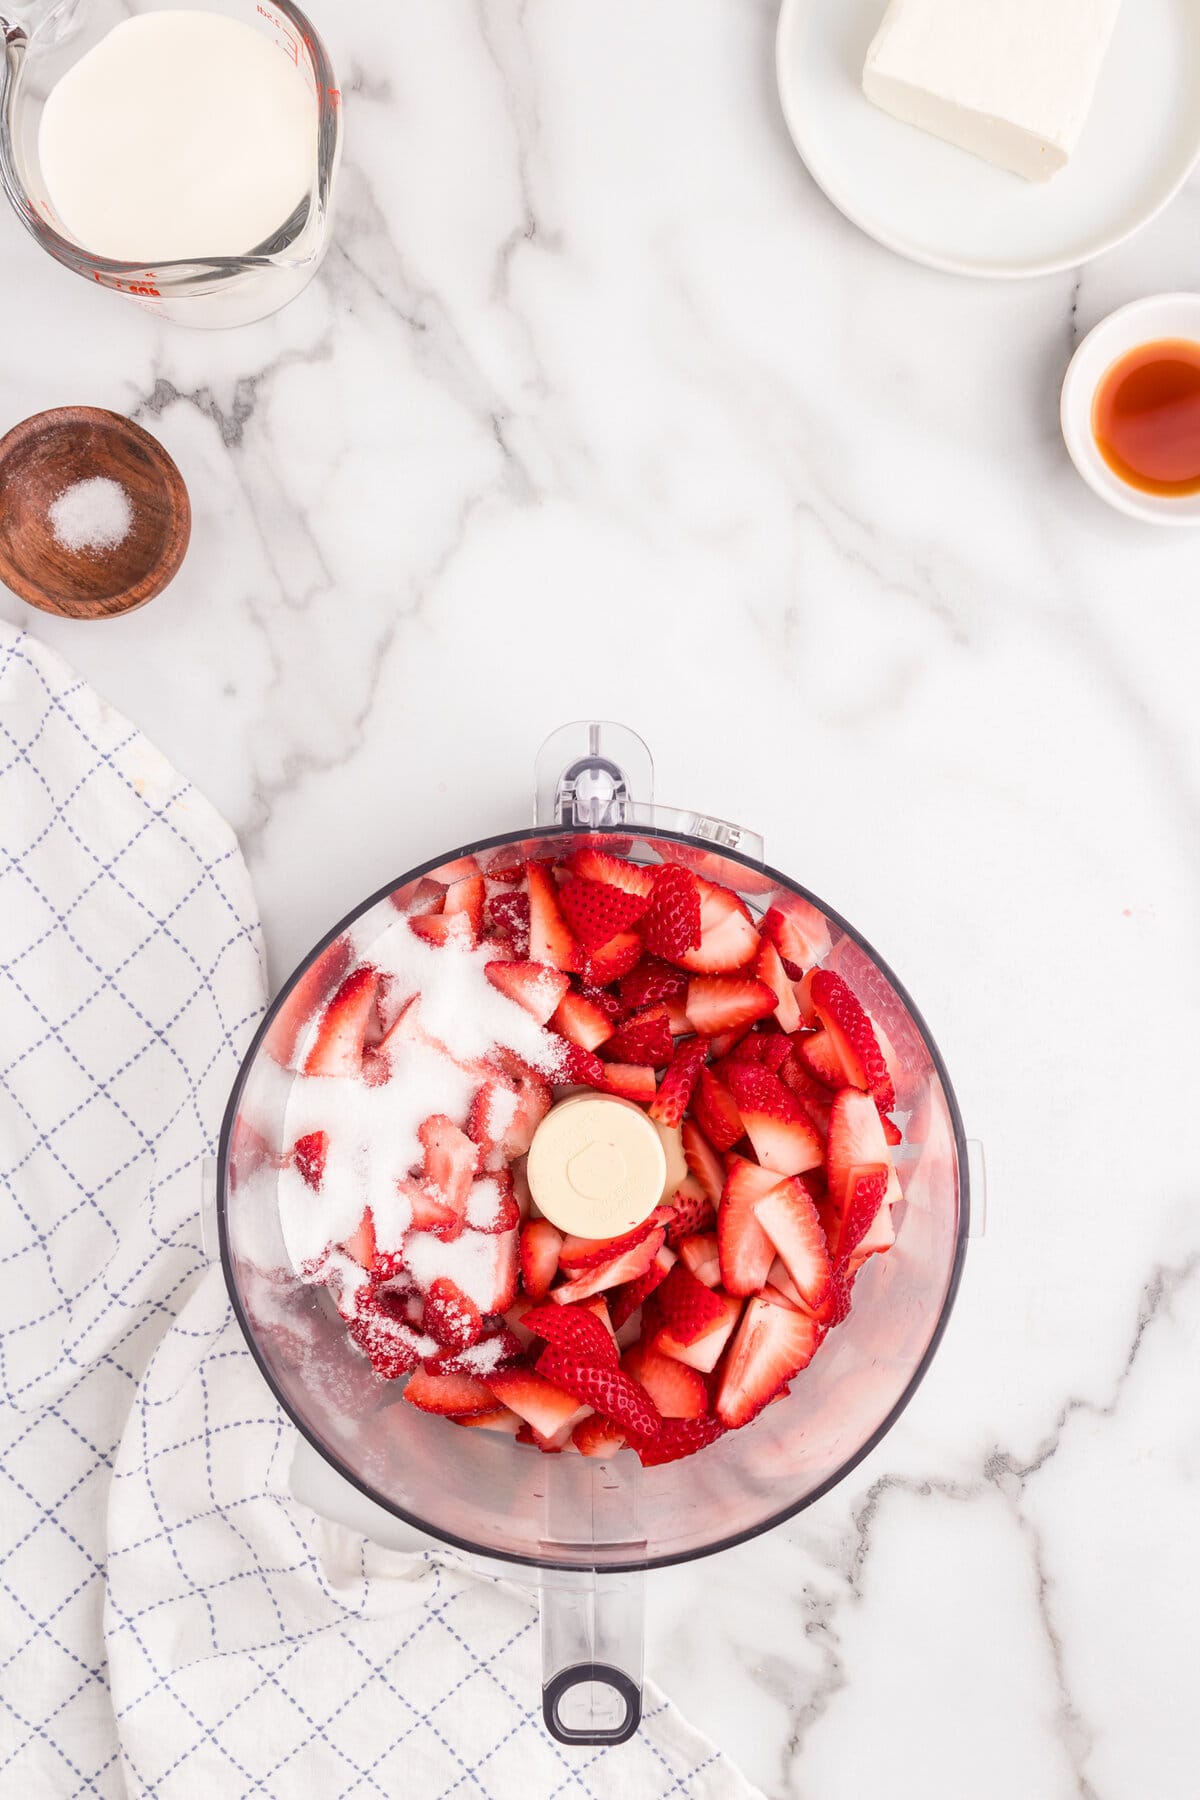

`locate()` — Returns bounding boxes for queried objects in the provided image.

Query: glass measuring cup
[0,0,341,327]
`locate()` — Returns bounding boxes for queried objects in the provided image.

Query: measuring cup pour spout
[0,0,342,328]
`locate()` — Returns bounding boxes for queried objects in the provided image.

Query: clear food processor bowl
[217,725,970,1743]
[0,0,340,327]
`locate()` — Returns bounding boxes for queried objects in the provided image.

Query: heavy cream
[38,10,316,261]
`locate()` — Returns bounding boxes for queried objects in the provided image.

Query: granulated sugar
[49,476,133,552]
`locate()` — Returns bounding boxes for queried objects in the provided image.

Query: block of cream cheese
[862,0,1123,183]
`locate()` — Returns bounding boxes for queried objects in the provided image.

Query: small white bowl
[1061,293,1200,526]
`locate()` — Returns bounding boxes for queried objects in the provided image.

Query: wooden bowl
[0,406,191,619]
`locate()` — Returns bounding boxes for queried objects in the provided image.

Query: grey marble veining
[2,3,1199,1794]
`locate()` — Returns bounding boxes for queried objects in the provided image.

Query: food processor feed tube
[218,721,972,1745]
[0,0,341,326]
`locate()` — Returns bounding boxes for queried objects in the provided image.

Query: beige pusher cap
[526,1093,669,1239]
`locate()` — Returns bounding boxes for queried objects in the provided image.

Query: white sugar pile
[49,476,133,552]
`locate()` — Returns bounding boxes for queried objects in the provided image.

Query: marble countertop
[2,2,1198,1795]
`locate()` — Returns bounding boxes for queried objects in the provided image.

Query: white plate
[776,0,1200,279]
[1061,292,1200,525]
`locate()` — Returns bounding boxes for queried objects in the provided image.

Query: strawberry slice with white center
[558,1209,672,1271]
[519,1218,563,1301]
[760,900,832,978]
[435,854,483,884]
[402,1368,497,1416]
[551,1226,667,1303]
[596,1062,657,1105]
[677,1231,721,1288]
[520,1302,620,1368]
[577,932,644,986]
[714,1295,822,1428]
[573,1415,627,1457]
[484,959,571,1025]
[639,863,702,961]
[828,1163,890,1265]
[558,875,650,951]
[486,890,530,956]
[423,1276,484,1351]
[409,911,476,949]
[653,1260,728,1345]
[726,1063,824,1177]
[779,1054,833,1137]
[442,873,485,941]
[269,936,353,1068]
[451,1408,524,1435]
[794,1028,843,1089]
[608,1242,676,1330]
[809,969,896,1111]
[291,1129,327,1190]
[622,1340,708,1419]
[664,1174,717,1245]
[685,973,776,1038]
[526,862,579,971]
[826,1088,903,1210]
[691,1067,745,1152]
[648,1036,707,1126]
[680,1118,726,1203]
[566,848,656,901]
[753,1175,832,1307]
[535,1348,661,1440]
[654,1289,742,1372]
[601,1003,674,1067]
[418,1115,478,1218]
[632,1415,726,1466]
[486,1366,594,1441]
[754,937,802,1033]
[302,965,379,1077]
[550,990,614,1052]
[717,1156,781,1296]
[619,958,689,1017]
[675,878,760,974]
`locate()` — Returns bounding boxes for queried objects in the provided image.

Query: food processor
[217,722,972,1745]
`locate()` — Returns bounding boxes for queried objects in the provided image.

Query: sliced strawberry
[680,1119,725,1203]
[559,876,650,951]
[423,1277,484,1351]
[580,985,625,1023]
[519,1218,563,1301]
[767,1258,853,1326]
[833,1164,891,1266]
[552,1227,667,1303]
[827,1089,902,1209]
[302,965,378,1077]
[520,1303,620,1368]
[418,1115,478,1216]
[795,1029,843,1089]
[640,863,702,960]
[484,855,526,883]
[691,1068,745,1153]
[632,1415,726,1465]
[573,1415,627,1457]
[558,1041,608,1087]
[536,1348,661,1439]
[448,1407,523,1434]
[677,1231,721,1288]
[429,1325,526,1377]
[648,1036,707,1126]
[609,1243,676,1330]
[566,847,656,900]
[881,1113,903,1148]
[622,1341,708,1418]
[577,931,643,986]
[809,970,895,1111]
[601,1003,674,1067]
[292,1130,327,1190]
[676,878,760,974]
[408,910,475,949]
[464,1176,521,1234]
[664,1174,717,1244]
[550,990,615,1052]
[655,1289,742,1373]
[718,1157,780,1296]
[343,1207,376,1271]
[484,959,571,1025]
[760,900,832,977]
[558,1210,669,1271]
[726,1064,824,1177]
[486,890,530,956]
[526,862,578,971]
[714,1296,822,1428]
[619,959,689,1014]
[486,1366,586,1440]
[403,1367,497,1417]
[495,1064,552,1157]
[435,854,482,884]
[466,1075,519,1160]
[401,1178,462,1241]
[596,1062,657,1105]
[268,936,353,1068]
[654,1261,728,1346]
[686,974,776,1038]
[755,937,802,1033]
[443,872,485,939]
[779,1055,834,1136]
[753,1176,832,1307]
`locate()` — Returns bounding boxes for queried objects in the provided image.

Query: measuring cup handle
[538,1567,645,1746]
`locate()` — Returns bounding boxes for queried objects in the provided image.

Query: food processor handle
[535,720,765,861]
[538,1566,644,1746]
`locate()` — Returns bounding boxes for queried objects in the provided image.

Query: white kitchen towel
[0,623,763,1800]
